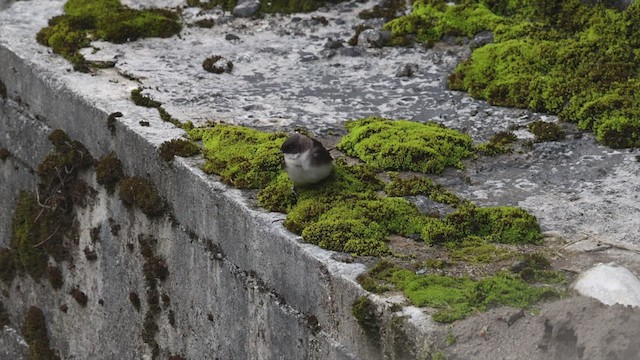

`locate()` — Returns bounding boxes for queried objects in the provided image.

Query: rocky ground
[3,0,640,358]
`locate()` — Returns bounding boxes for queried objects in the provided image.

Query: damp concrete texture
[1,0,640,359]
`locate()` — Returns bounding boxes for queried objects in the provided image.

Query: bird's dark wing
[310,139,333,166]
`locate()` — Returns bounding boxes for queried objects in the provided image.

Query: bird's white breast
[284,151,332,185]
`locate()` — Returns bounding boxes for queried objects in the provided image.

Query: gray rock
[470,30,494,49]
[225,33,240,42]
[357,29,391,48]
[232,0,260,18]
[319,49,336,59]
[395,63,418,78]
[335,18,345,25]
[339,47,363,57]
[299,52,319,62]
[324,38,344,49]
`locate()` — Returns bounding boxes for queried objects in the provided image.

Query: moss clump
[447,237,514,264]
[129,291,141,312]
[367,265,561,323]
[46,266,64,290]
[512,253,567,284]
[159,139,200,162]
[476,131,518,156]
[422,204,542,245]
[202,56,233,74]
[118,177,164,217]
[359,0,406,22]
[0,248,17,285]
[70,288,88,306]
[387,0,640,148]
[528,121,565,143]
[130,88,182,127]
[0,301,9,328]
[337,117,473,174]
[385,174,465,208]
[23,306,60,360]
[0,147,10,161]
[189,124,287,189]
[352,296,381,341]
[36,0,181,72]
[95,152,124,193]
[107,112,122,134]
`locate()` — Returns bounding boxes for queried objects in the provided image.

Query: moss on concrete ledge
[352,296,381,341]
[95,152,124,193]
[384,0,640,148]
[159,139,200,162]
[36,0,181,72]
[337,116,473,174]
[361,261,562,323]
[189,124,287,189]
[187,0,344,14]
[23,306,60,360]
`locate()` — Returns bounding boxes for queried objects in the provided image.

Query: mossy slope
[386,0,640,148]
[36,0,181,71]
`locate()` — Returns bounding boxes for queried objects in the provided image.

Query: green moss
[390,0,640,148]
[23,306,60,360]
[337,117,473,174]
[159,139,200,162]
[447,237,514,264]
[95,152,124,193]
[36,0,181,72]
[107,111,122,134]
[385,174,465,207]
[352,296,381,341]
[512,253,567,284]
[118,177,164,217]
[367,265,561,323]
[476,131,518,156]
[359,0,406,22]
[189,124,287,189]
[0,248,17,285]
[527,121,565,143]
[131,87,161,108]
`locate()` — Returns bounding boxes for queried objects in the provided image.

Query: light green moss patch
[189,124,287,189]
[337,117,473,174]
[36,0,181,72]
[384,173,466,207]
[365,262,561,323]
[389,0,640,148]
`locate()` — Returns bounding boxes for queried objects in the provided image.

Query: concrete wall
[0,15,436,360]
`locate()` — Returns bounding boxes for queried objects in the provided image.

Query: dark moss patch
[169,356,186,360]
[129,291,141,312]
[352,296,381,341]
[0,147,10,161]
[59,304,68,313]
[386,0,640,148]
[118,177,164,217]
[142,311,160,358]
[202,55,233,74]
[189,124,287,189]
[194,18,215,28]
[527,121,565,143]
[422,204,542,245]
[0,301,9,328]
[107,112,122,134]
[0,79,6,99]
[130,88,182,127]
[161,293,171,307]
[70,288,88,307]
[337,117,473,174]
[46,266,64,290]
[95,152,124,193]
[83,247,98,261]
[168,310,176,327]
[476,131,518,156]
[159,138,200,162]
[23,306,60,360]
[0,248,17,285]
[36,0,181,72]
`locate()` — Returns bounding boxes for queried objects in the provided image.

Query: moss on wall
[23,306,60,360]
[36,0,181,72]
[118,177,165,217]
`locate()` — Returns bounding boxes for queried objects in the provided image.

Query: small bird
[281,133,333,186]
